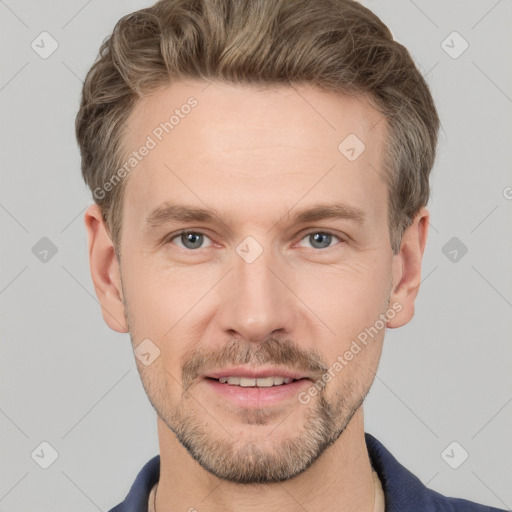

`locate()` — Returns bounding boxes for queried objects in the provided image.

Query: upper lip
[204,366,312,381]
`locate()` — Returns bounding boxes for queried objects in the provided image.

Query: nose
[217,244,298,344]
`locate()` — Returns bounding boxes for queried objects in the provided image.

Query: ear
[387,207,429,329]
[84,204,128,333]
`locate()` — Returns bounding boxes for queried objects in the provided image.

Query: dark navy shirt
[109,433,507,511]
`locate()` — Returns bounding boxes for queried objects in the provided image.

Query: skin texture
[85,80,429,512]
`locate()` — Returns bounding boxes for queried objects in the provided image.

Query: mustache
[181,337,328,390]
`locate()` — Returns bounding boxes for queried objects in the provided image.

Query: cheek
[297,257,391,326]
[123,255,212,327]
[291,258,391,377]
[121,259,225,379]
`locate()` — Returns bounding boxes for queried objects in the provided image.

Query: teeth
[217,376,296,387]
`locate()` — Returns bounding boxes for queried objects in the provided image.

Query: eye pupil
[182,232,203,249]
[310,233,332,249]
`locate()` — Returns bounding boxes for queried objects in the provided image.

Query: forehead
[120,80,389,232]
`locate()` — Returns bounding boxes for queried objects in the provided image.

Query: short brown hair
[75,0,439,255]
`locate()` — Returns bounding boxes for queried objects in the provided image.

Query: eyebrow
[144,201,366,231]
[292,203,366,225]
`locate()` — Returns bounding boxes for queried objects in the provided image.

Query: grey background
[1,0,511,510]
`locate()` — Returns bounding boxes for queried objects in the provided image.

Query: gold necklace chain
[152,471,382,512]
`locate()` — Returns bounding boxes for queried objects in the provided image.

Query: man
[75,0,506,510]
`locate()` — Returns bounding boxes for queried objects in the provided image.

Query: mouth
[201,368,314,408]
[205,376,308,387]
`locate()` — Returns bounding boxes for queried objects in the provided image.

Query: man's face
[114,81,399,483]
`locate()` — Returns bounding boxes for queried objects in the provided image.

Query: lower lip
[203,378,312,407]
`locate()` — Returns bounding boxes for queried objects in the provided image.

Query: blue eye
[299,232,341,249]
[167,230,342,251]
[170,231,213,250]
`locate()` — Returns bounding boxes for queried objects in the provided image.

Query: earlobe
[84,204,128,333]
[387,207,430,329]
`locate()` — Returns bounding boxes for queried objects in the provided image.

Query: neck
[155,407,375,512]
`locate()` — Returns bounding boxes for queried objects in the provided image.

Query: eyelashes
[166,230,344,252]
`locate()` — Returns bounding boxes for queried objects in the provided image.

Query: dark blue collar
[109,432,505,511]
